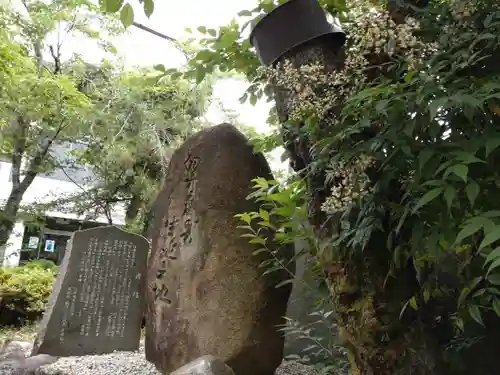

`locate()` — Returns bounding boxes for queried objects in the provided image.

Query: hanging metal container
[249,0,346,66]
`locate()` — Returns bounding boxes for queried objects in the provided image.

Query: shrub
[20,259,58,272]
[0,261,57,326]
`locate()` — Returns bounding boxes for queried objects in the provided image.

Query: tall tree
[46,60,213,233]
[0,0,121,249]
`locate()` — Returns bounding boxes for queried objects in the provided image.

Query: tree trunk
[0,187,25,253]
[271,36,439,374]
[125,194,143,225]
[270,9,500,375]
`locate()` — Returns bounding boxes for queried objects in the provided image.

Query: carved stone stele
[145,124,294,375]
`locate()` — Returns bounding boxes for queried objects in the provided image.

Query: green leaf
[404,70,414,82]
[487,256,500,275]
[143,0,154,17]
[485,138,500,157]
[399,300,410,320]
[195,49,214,62]
[452,151,485,165]
[120,3,134,28]
[418,149,434,172]
[465,181,480,207]
[249,94,257,105]
[493,299,500,317]
[197,26,207,34]
[217,29,238,49]
[423,289,431,303]
[249,237,266,245]
[486,246,500,264]
[444,185,456,210]
[153,64,166,72]
[412,188,443,213]
[257,221,273,228]
[104,0,124,13]
[207,28,217,37]
[259,208,270,222]
[458,287,471,308]
[252,177,270,189]
[235,212,252,225]
[409,296,418,310]
[487,274,500,285]
[484,13,494,27]
[455,220,484,244]
[252,248,268,256]
[446,164,468,182]
[468,305,484,327]
[195,68,206,84]
[237,225,254,232]
[469,215,495,232]
[482,211,500,218]
[237,9,253,16]
[479,226,500,250]
[488,287,500,296]
[472,288,486,298]
[275,279,294,288]
[429,97,447,120]
[458,278,482,306]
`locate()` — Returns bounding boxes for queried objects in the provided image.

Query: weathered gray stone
[145,123,295,375]
[171,356,235,375]
[1,339,28,361]
[1,339,58,375]
[32,226,149,357]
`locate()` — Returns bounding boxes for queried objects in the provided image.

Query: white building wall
[0,161,126,266]
[0,160,11,184]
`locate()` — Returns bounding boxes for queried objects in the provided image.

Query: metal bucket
[249,0,346,66]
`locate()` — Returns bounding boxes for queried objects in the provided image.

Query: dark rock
[32,226,149,357]
[145,124,295,375]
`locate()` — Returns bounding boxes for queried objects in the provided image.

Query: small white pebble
[2,341,318,375]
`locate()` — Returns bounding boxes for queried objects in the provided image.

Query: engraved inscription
[60,286,77,343]
[73,235,139,338]
[180,154,199,245]
[180,217,193,245]
[152,284,171,304]
[183,155,200,181]
[32,226,148,357]
[152,154,201,304]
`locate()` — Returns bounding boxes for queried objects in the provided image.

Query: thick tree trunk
[272,38,442,374]
[0,188,25,252]
[125,194,143,224]
[0,155,45,250]
[270,8,500,375]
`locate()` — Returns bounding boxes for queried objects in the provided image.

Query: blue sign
[44,240,55,253]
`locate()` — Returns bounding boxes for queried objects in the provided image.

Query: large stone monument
[32,226,149,356]
[145,123,295,375]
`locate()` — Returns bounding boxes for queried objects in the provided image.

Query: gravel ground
[38,347,160,375]
[276,361,318,375]
[1,341,317,375]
